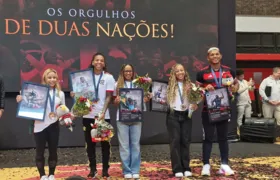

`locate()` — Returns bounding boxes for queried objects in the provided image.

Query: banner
[0,0,221,148]
[0,0,217,92]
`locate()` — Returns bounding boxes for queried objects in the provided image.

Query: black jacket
[0,75,5,109]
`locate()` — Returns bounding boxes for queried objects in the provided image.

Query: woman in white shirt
[113,64,151,179]
[16,68,65,180]
[166,64,197,178]
[71,53,115,179]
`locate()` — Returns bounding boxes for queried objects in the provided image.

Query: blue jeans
[117,122,142,175]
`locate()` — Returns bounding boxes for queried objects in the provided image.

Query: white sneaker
[175,172,183,178]
[184,171,192,177]
[201,164,211,176]
[124,174,132,179]
[218,164,234,176]
[132,174,140,178]
[48,175,55,180]
[40,176,48,180]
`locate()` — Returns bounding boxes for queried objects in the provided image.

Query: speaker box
[240,117,277,143]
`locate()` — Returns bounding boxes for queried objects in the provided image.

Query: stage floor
[0,142,280,179]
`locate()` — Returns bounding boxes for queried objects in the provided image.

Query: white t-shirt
[259,76,280,102]
[34,89,65,133]
[83,72,115,119]
[170,82,190,111]
[113,81,135,121]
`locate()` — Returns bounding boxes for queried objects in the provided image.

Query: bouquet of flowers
[132,73,152,96]
[90,113,114,142]
[187,83,205,118]
[71,96,92,117]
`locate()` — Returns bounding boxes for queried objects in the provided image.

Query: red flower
[79,97,87,102]
[79,96,87,102]
[139,77,144,83]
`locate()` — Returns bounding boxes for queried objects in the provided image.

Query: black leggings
[34,121,59,177]
[83,118,111,172]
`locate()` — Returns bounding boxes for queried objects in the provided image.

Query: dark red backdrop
[0,0,236,149]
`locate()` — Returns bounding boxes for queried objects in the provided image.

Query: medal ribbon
[93,72,103,101]
[178,83,184,105]
[211,68,222,88]
[124,81,133,88]
[49,88,56,112]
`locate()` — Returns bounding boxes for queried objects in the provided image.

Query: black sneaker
[87,170,98,178]
[102,171,110,178]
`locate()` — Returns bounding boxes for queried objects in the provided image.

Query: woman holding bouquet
[16,68,65,180]
[70,52,115,179]
[166,64,198,178]
[113,64,151,179]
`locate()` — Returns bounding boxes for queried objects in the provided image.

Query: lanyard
[49,89,55,112]
[211,68,222,88]
[93,72,103,101]
[124,81,133,88]
[178,83,184,104]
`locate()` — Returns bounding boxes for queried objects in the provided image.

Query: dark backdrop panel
[0,0,218,92]
[0,0,236,149]
[218,0,237,139]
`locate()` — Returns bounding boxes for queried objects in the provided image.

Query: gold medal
[49,112,57,120]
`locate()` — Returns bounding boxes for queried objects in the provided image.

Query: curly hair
[167,64,191,108]
[116,64,135,96]
[89,52,107,72]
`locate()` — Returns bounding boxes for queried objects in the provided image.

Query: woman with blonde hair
[16,68,65,180]
[166,64,197,178]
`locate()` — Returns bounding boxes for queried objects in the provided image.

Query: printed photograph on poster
[69,69,95,101]
[119,88,143,122]
[17,82,49,121]
[205,87,231,123]
[150,80,168,112]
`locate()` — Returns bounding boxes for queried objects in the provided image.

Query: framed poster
[119,88,143,122]
[16,81,49,121]
[205,87,231,123]
[150,80,168,112]
[69,68,95,101]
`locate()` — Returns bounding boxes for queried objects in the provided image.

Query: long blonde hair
[41,68,61,94]
[116,64,136,95]
[167,64,191,106]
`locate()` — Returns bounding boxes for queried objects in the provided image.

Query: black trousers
[83,118,111,172]
[166,110,192,174]
[202,111,229,165]
[276,126,280,138]
[34,121,59,177]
